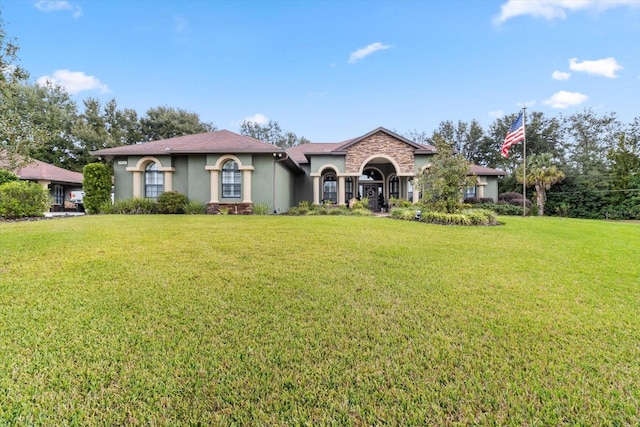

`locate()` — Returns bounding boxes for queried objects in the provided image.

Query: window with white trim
[388,176,399,199]
[464,186,477,199]
[53,185,64,205]
[145,163,164,199]
[345,177,353,201]
[222,160,241,198]
[323,173,337,203]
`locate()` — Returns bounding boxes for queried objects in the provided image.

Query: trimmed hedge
[390,207,499,226]
[0,181,49,219]
[83,163,112,214]
[157,191,189,214]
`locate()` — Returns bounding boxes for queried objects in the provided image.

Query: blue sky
[3,0,639,141]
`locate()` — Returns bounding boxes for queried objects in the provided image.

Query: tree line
[407,110,639,219]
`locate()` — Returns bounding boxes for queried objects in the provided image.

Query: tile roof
[91,129,285,157]
[5,158,83,184]
[469,164,507,176]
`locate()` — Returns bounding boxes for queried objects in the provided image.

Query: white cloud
[569,57,623,78]
[489,110,504,119]
[36,70,109,95]
[494,0,640,24]
[543,90,588,108]
[348,42,391,64]
[552,70,571,80]
[243,113,269,125]
[35,0,82,18]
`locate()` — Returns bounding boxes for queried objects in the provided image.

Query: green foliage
[516,153,565,216]
[473,202,528,216]
[252,203,270,215]
[0,169,18,186]
[391,206,499,225]
[288,200,371,216]
[239,119,308,148]
[100,197,157,214]
[0,180,49,218]
[183,200,206,215]
[82,163,112,214]
[156,191,189,214]
[417,135,477,213]
[140,106,215,141]
[388,197,412,208]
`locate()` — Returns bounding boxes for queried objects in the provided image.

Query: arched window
[145,163,164,199]
[323,173,337,203]
[222,160,241,198]
[388,176,399,199]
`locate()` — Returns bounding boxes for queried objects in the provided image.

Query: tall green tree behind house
[140,106,215,141]
[239,119,309,148]
[417,135,476,213]
[0,13,53,168]
[28,81,78,169]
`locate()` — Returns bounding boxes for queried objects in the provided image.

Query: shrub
[0,169,19,186]
[83,163,112,214]
[101,198,157,214]
[252,203,270,215]
[388,197,412,208]
[463,197,480,204]
[471,202,525,216]
[462,209,499,225]
[479,197,495,203]
[498,192,523,202]
[0,181,49,218]
[184,201,206,215]
[157,191,189,214]
[350,208,371,216]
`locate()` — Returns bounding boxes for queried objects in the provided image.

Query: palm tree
[516,153,565,216]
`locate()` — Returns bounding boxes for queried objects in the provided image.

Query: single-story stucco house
[1,154,84,212]
[91,127,505,213]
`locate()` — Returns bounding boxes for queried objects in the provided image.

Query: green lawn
[1,215,639,425]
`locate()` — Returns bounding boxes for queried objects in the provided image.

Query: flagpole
[522,106,527,217]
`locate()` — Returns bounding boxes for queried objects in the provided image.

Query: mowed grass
[1,215,639,425]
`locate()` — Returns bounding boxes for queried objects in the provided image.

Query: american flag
[501,111,525,158]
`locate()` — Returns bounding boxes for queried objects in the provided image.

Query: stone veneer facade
[344,131,416,175]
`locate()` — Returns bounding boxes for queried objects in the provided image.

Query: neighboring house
[91,127,505,213]
[0,155,84,212]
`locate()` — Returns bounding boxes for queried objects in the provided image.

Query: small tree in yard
[516,153,565,216]
[417,136,477,213]
[83,163,111,214]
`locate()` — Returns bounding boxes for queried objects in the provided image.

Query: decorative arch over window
[222,160,241,198]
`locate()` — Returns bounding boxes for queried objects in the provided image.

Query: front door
[363,183,382,211]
